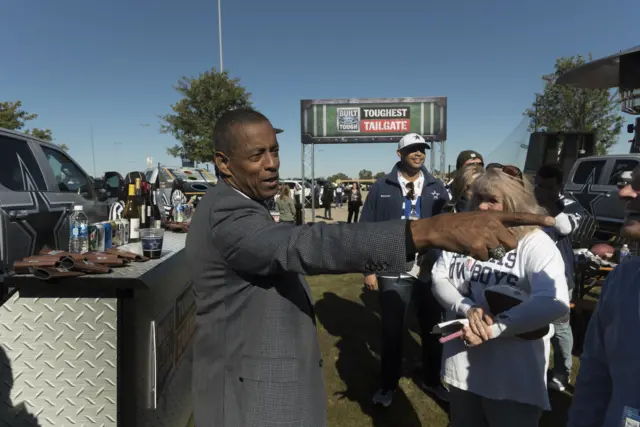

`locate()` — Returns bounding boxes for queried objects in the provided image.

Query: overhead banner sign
[300,97,447,144]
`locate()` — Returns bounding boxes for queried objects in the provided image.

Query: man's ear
[215,151,232,177]
[397,150,402,160]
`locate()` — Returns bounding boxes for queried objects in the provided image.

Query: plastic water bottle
[620,244,631,264]
[69,205,89,253]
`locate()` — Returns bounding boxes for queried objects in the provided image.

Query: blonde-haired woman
[431,167,570,427]
[448,164,484,213]
[276,184,296,225]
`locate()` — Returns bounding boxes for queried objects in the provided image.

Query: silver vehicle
[0,128,123,273]
[563,154,640,236]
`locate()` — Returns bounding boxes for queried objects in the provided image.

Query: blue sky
[0,0,637,179]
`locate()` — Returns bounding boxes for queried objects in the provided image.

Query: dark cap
[456,150,484,169]
[275,128,284,134]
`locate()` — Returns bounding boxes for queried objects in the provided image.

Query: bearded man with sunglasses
[360,133,450,406]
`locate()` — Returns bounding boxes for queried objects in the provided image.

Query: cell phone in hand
[431,319,468,334]
[432,319,468,344]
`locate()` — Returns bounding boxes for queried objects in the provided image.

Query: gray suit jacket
[186,181,411,427]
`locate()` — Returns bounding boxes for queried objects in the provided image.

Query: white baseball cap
[398,133,430,151]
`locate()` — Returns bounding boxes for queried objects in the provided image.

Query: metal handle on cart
[149,321,158,409]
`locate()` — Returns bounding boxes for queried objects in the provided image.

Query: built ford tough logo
[337,106,411,133]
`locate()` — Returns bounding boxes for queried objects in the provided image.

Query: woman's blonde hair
[280,184,291,199]
[451,164,485,202]
[471,168,546,239]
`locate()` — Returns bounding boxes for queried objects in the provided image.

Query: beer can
[95,223,106,252]
[88,224,99,251]
[120,219,130,244]
[103,221,112,249]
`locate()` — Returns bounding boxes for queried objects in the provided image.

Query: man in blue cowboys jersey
[535,163,585,392]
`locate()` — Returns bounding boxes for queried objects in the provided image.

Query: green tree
[0,101,55,140]
[327,172,350,182]
[374,171,386,180]
[0,101,37,130]
[358,169,373,179]
[524,55,624,155]
[0,101,67,149]
[25,128,53,141]
[161,68,253,163]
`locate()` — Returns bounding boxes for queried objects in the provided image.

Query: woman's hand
[465,306,494,341]
[460,325,485,347]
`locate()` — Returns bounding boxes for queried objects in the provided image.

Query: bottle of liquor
[135,178,148,230]
[124,184,142,242]
[144,183,155,227]
[150,188,163,228]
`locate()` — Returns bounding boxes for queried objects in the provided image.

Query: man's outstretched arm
[210,201,411,277]
[210,197,554,277]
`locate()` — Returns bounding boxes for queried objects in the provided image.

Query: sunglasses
[465,160,484,167]
[486,163,524,181]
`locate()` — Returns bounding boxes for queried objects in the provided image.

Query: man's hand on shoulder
[410,211,555,261]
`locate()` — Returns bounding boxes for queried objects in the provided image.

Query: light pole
[218,0,224,72]
[90,125,97,177]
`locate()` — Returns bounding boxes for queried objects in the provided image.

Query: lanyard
[399,173,423,220]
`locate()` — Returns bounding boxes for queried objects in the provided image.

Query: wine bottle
[150,189,163,228]
[124,184,142,242]
[135,178,148,229]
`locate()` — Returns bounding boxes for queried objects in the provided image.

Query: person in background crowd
[446,150,484,197]
[186,108,553,427]
[447,164,484,213]
[335,183,344,208]
[456,150,484,170]
[276,184,296,225]
[534,163,584,392]
[361,132,450,406]
[315,181,322,208]
[346,183,363,223]
[431,167,570,427]
[322,182,334,220]
[568,166,640,427]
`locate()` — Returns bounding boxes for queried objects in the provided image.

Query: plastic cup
[140,228,165,259]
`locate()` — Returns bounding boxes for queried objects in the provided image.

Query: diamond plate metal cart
[0,233,194,427]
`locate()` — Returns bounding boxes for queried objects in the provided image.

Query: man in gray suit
[186,108,553,427]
